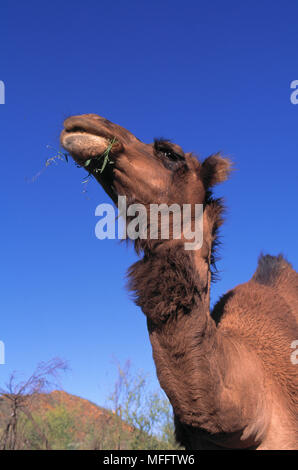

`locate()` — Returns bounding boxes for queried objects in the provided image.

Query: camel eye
[163,149,185,163]
[163,150,175,160]
[154,139,185,169]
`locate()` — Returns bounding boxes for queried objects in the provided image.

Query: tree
[106,360,180,450]
[0,357,68,450]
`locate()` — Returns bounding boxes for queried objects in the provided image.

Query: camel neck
[127,242,224,433]
[127,242,212,331]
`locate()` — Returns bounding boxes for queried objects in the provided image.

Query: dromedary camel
[60,114,298,450]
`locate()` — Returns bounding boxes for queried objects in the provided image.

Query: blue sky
[0,0,297,406]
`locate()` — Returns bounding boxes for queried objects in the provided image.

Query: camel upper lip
[62,126,111,141]
[62,115,114,141]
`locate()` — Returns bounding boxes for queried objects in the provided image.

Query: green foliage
[83,137,116,174]
[18,413,46,450]
[44,405,77,450]
[20,405,76,450]
[107,361,181,450]
[0,360,181,450]
[81,137,116,191]
[29,137,116,191]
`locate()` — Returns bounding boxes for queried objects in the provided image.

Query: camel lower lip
[60,131,109,160]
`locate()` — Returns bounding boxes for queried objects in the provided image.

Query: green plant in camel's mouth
[30,138,117,192]
[83,137,116,174]
[80,137,117,190]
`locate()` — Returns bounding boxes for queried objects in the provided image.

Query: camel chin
[60,131,109,161]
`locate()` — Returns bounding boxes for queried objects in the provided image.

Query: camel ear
[201,153,232,188]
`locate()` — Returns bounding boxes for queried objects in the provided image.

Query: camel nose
[63,113,141,146]
[63,114,114,136]
[66,114,112,126]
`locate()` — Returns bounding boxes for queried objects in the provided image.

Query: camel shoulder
[211,261,298,417]
[212,254,298,326]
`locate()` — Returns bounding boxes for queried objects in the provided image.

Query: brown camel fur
[60,114,298,450]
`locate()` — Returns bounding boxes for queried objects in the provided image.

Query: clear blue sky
[0,0,297,406]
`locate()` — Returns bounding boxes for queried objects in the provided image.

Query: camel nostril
[65,126,87,134]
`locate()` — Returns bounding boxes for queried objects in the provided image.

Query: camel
[60,114,298,450]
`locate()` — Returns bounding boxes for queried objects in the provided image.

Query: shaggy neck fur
[128,245,208,325]
[127,196,223,327]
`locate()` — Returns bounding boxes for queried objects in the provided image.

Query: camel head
[60,113,231,253]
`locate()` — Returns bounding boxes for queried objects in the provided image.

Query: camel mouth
[60,115,125,165]
[60,124,120,203]
[60,129,110,161]
[60,114,139,204]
